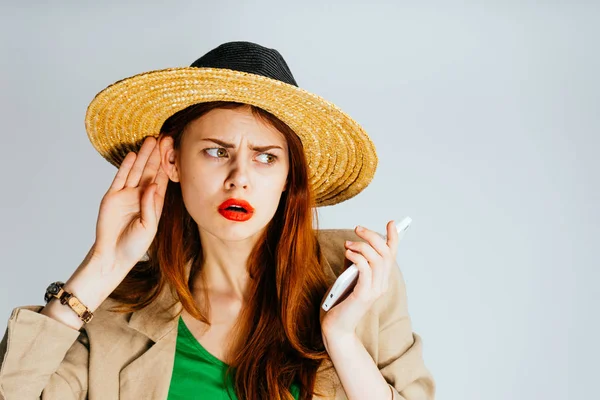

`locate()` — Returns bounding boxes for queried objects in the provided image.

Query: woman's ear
[159,136,180,183]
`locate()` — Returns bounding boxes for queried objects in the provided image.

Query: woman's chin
[197,219,267,243]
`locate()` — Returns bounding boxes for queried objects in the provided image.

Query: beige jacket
[0,229,435,399]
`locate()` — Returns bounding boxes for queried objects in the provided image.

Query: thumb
[386,220,399,257]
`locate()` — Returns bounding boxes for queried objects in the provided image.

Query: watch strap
[44,281,94,323]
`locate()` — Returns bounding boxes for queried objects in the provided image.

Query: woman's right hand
[41,136,170,329]
[92,136,169,278]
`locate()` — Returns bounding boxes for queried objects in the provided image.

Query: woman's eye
[205,148,228,158]
[256,153,277,164]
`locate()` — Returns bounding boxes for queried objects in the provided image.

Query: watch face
[48,283,61,295]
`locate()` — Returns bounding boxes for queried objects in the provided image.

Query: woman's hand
[320,220,400,340]
[41,137,169,328]
[92,136,169,276]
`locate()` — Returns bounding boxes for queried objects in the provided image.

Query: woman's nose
[224,161,250,190]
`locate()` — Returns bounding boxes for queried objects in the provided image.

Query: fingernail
[356,225,363,231]
[345,240,353,246]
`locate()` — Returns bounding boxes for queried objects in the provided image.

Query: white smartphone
[321,217,412,311]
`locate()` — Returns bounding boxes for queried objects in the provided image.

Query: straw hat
[85,41,377,206]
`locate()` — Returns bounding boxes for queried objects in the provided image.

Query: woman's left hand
[320,220,400,339]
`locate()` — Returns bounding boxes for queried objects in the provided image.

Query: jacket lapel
[118,261,189,399]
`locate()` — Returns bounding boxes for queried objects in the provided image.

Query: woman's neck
[191,228,259,303]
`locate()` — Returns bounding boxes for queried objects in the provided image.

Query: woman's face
[161,107,289,242]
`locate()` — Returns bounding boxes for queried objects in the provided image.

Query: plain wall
[1,1,598,399]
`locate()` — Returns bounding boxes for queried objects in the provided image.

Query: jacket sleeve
[0,306,89,399]
[378,263,436,400]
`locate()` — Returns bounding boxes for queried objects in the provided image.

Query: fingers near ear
[141,183,157,228]
[110,152,136,191]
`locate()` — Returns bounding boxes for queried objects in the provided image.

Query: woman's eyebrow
[200,138,283,152]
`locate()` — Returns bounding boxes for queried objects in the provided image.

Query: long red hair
[109,101,333,399]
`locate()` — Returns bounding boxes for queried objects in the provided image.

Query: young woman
[0,41,434,399]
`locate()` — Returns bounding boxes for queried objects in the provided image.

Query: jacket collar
[126,259,192,342]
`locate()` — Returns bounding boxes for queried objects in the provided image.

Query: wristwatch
[44,281,94,323]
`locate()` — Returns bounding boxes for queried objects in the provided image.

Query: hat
[85,41,377,206]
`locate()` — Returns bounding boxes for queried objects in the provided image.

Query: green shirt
[167,316,301,399]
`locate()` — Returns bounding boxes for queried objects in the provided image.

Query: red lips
[218,198,255,222]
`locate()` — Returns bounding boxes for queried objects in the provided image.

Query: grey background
[1,1,598,399]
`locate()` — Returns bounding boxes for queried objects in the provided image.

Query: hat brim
[85,67,377,206]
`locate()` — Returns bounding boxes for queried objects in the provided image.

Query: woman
[0,41,434,399]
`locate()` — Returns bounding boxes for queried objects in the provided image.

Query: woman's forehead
[184,107,287,146]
